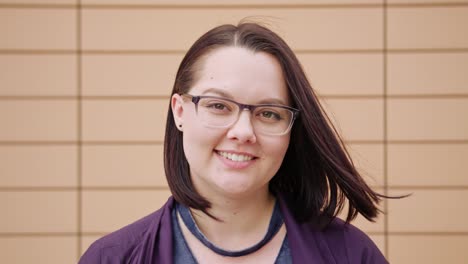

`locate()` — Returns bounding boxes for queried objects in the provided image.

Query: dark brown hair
[164,22,384,228]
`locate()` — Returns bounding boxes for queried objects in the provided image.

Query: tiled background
[1,0,467,263]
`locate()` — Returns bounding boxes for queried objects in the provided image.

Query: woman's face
[172,47,291,199]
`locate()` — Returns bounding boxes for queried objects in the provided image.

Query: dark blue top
[171,202,292,263]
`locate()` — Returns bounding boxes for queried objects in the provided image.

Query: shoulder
[79,198,174,263]
[322,218,388,264]
[278,195,388,263]
[78,211,160,263]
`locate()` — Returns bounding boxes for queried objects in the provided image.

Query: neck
[189,190,276,250]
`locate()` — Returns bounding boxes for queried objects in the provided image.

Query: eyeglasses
[182,94,300,136]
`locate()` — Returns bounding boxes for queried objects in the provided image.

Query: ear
[171,94,185,131]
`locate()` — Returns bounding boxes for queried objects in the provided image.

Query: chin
[216,181,269,199]
[213,180,252,196]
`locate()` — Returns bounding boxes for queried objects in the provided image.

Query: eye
[200,99,234,114]
[210,103,227,110]
[259,110,282,120]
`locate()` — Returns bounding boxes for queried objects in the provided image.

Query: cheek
[266,136,290,161]
[263,136,290,173]
[181,121,223,166]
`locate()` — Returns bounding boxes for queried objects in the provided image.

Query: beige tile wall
[1,1,467,263]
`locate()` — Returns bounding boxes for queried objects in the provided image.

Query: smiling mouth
[216,151,256,162]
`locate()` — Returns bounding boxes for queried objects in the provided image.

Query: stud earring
[178,124,182,128]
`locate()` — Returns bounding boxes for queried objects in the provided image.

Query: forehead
[190,46,290,105]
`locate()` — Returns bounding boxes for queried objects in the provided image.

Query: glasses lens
[253,106,293,135]
[194,96,295,135]
[197,97,238,127]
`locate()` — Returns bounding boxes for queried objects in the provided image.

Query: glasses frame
[181,93,300,136]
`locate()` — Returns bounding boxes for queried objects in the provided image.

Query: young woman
[80,22,388,263]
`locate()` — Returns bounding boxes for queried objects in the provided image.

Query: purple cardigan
[79,196,388,263]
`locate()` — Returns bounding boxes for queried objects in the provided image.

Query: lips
[215,150,257,162]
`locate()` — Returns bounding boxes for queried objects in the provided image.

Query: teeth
[218,151,254,162]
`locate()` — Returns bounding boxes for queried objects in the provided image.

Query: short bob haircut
[164,22,383,229]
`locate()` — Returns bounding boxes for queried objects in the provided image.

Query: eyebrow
[201,87,288,106]
[201,88,232,98]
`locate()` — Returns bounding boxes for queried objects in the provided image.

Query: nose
[226,110,257,144]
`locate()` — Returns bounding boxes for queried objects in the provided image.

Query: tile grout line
[383,0,390,258]
[1,2,468,9]
[4,231,468,237]
[2,140,468,146]
[0,185,468,192]
[2,94,468,100]
[2,49,468,55]
[1,185,467,191]
[76,0,83,260]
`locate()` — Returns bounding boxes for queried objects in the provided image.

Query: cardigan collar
[147,196,336,264]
